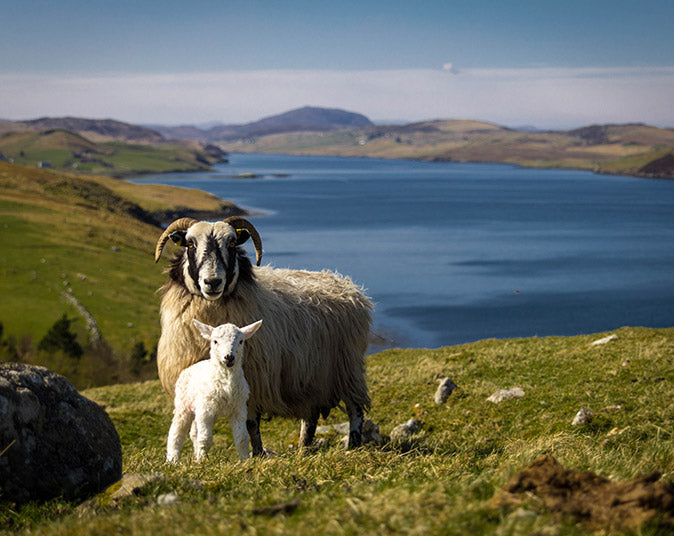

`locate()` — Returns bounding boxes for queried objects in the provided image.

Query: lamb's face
[182,222,241,300]
[210,324,245,368]
[192,318,262,368]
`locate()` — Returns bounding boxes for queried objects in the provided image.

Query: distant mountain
[21,117,165,144]
[155,106,374,142]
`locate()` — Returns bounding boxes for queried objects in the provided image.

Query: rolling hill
[0,129,226,177]
[0,161,244,386]
[217,118,674,179]
[20,117,165,144]
[153,106,374,141]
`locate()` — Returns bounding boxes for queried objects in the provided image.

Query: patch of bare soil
[493,455,674,530]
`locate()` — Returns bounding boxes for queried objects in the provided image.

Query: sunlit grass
[2,326,672,535]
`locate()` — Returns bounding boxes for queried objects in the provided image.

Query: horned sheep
[154,217,372,454]
[166,319,262,463]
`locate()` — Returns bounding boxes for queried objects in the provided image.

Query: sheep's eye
[187,240,196,249]
[239,340,243,345]
[213,340,218,345]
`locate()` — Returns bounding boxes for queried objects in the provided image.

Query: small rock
[389,418,423,441]
[591,334,618,346]
[316,422,350,435]
[157,492,179,506]
[572,407,593,425]
[487,387,525,403]
[434,377,457,404]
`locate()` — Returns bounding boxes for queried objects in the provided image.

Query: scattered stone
[317,419,382,448]
[487,387,525,403]
[622,359,631,367]
[0,363,122,503]
[389,418,423,441]
[157,492,180,506]
[77,472,166,514]
[316,422,350,435]
[434,377,458,404]
[572,408,593,426]
[493,454,674,531]
[591,334,618,346]
[105,473,165,505]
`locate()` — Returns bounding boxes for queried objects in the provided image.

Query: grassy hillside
[0,162,242,386]
[219,121,674,179]
[0,129,223,178]
[2,326,672,534]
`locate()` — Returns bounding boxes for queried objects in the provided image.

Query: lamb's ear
[192,319,213,340]
[241,320,263,340]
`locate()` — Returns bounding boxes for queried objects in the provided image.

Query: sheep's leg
[231,410,250,460]
[246,412,264,457]
[299,407,320,447]
[194,412,216,461]
[166,409,193,463]
[345,401,364,449]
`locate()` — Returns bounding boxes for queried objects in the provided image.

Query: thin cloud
[1,67,673,129]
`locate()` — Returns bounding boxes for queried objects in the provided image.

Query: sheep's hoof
[347,431,363,449]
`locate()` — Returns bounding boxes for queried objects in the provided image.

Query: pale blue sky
[2,1,673,127]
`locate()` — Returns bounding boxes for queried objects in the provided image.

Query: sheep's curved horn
[154,217,199,263]
[224,217,263,266]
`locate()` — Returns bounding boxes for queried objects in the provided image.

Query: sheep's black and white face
[174,222,249,300]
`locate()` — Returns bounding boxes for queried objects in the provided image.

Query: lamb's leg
[189,420,198,447]
[231,410,250,460]
[345,401,364,449]
[246,411,264,457]
[194,412,216,461]
[299,407,320,448]
[166,408,193,463]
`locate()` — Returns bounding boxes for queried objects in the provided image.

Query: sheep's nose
[225,355,235,367]
[205,277,222,289]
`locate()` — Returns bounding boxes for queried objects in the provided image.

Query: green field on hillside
[0,130,220,177]
[2,326,673,535]
[0,162,241,386]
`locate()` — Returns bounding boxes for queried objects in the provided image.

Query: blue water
[133,153,674,349]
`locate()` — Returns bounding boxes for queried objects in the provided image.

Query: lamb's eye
[213,340,218,345]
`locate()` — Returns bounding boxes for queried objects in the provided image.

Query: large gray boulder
[0,363,122,503]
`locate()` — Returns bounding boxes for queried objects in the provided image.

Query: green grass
[0,162,241,387]
[0,130,218,177]
[2,326,672,535]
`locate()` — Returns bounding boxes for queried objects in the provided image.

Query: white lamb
[166,318,262,463]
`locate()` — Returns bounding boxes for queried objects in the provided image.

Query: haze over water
[135,153,674,350]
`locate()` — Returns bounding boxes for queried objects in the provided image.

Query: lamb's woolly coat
[157,265,372,422]
[167,352,250,462]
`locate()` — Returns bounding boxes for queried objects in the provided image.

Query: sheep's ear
[170,230,188,247]
[241,319,262,340]
[192,319,213,340]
